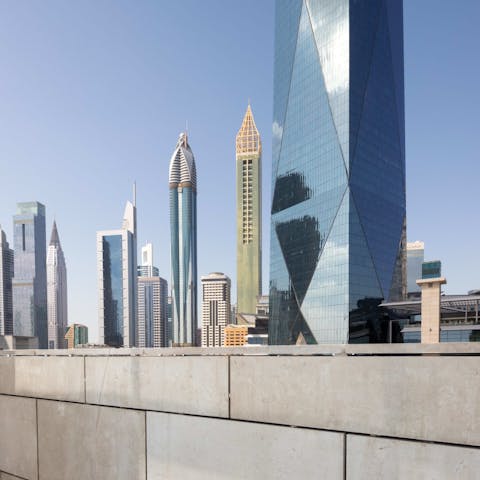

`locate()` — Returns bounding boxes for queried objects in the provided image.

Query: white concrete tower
[47,221,68,349]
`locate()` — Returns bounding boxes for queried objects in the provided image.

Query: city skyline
[0,1,478,342]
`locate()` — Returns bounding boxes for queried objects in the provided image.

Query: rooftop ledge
[2,342,480,357]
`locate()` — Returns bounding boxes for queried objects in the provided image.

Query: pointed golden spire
[236,103,261,156]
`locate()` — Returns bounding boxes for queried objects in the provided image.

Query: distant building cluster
[0,202,85,350]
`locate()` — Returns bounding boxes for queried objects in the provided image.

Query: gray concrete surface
[85,355,229,417]
[147,412,344,480]
[0,473,28,480]
[346,434,480,479]
[0,396,37,480]
[230,355,480,446]
[37,400,146,480]
[0,346,479,478]
[0,356,84,402]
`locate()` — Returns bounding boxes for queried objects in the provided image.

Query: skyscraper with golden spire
[236,104,262,314]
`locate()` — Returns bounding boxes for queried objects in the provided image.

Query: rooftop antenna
[133,181,137,208]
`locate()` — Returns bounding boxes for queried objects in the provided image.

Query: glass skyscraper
[12,202,48,347]
[0,227,14,336]
[97,197,137,347]
[270,0,406,344]
[137,243,168,348]
[169,132,197,346]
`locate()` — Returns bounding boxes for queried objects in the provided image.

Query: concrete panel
[147,412,344,480]
[230,356,480,446]
[86,356,229,417]
[0,356,84,402]
[37,400,145,480]
[0,473,27,480]
[346,434,480,479]
[0,396,37,480]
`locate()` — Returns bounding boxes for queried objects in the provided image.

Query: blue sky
[0,1,478,341]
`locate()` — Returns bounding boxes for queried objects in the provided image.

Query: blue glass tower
[270,0,406,344]
[169,133,198,346]
[97,197,137,347]
[12,202,48,347]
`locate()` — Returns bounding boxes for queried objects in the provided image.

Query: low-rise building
[65,324,89,348]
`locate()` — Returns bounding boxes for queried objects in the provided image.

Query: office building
[0,227,13,336]
[236,104,262,314]
[46,221,68,349]
[169,132,197,346]
[97,194,137,347]
[137,276,168,347]
[137,244,168,347]
[201,273,231,347]
[407,241,424,295]
[12,202,48,347]
[270,1,406,344]
[65,323,88,348]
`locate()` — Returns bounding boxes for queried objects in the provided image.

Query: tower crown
[236,104,261,156]
[169,132,197,190]
[49,221,61,248]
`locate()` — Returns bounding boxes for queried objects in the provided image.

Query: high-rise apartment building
[407,241,424,295]
[201,272,231,347]
[169,132,197,346]
[47,221,68,349]
[137,276,168,348]
[13,202,48,347]
[270,1,406,344]
[236,104,262,314]
[97,196,137,347]
[0,227,14,336]
[137,243,168,347]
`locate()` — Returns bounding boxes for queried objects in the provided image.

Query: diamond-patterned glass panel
[301,190,349,343]
[270,0,405,345]
[349,1,405,297]
[306,0,350,167]
[272,0,303,180]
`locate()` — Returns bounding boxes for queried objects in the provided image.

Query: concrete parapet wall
[0,344,479,479]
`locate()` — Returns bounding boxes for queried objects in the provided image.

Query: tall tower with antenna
[236,103,262,314]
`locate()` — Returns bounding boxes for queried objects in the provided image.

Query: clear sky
[0,1,479,342]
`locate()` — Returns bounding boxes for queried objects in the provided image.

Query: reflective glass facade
[169,133,198,346]
[407,242,424,293]
[102,234,124,346]
[98,229,136,347]
[270,0,406,344]
[12,202,48,347]
[0,229,13,336]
